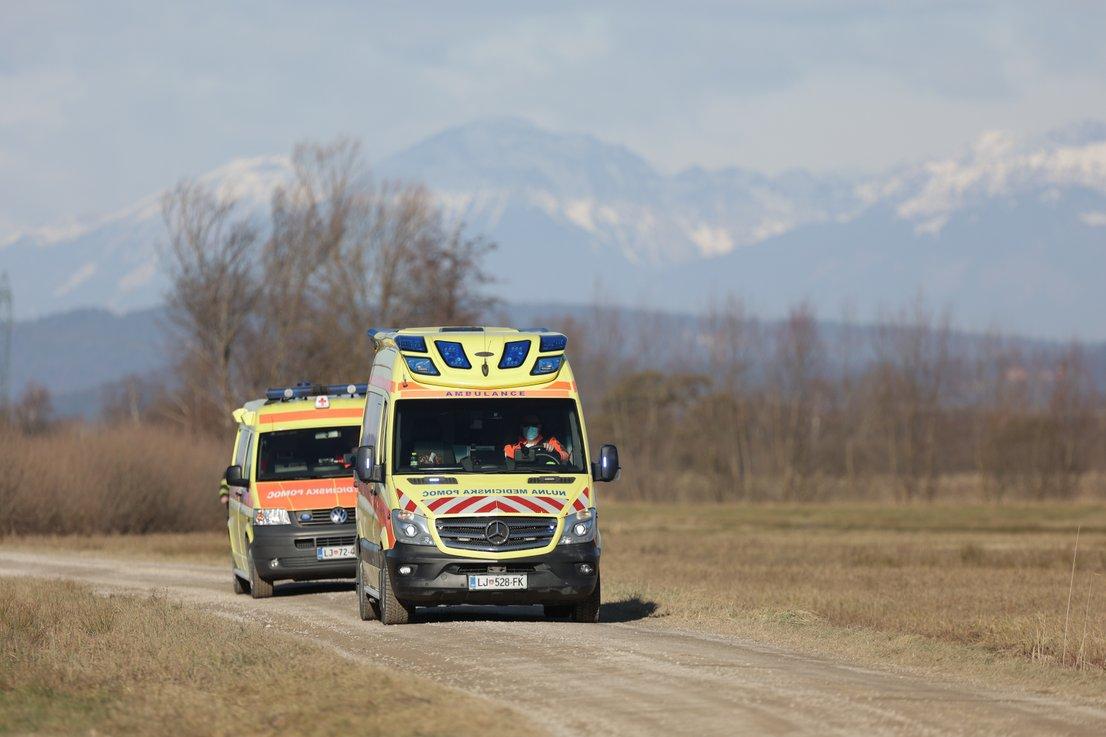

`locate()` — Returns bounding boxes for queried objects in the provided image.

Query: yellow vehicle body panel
[227,396,365,572]
[356,328,596,560]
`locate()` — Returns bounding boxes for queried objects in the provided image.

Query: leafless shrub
[0,423,224,536]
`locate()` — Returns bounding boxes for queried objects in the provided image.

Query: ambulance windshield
[393,398,586,474]
[256,425,361,481]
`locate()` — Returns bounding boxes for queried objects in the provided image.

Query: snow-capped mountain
[0,156,291,315]
[3,117,1106,339]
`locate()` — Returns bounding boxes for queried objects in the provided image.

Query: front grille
[293,535,356,549]
[435,516,557,552]
[455,563,538,574]
[297,507,356,526]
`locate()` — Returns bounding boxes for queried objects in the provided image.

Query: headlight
[558,508,596,545]
[254,508,290,526]
[391,509,434,546]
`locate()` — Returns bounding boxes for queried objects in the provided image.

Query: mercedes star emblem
[485,519,510,545]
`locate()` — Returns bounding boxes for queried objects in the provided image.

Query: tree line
[8,134,1101,505]
[565,298,1104,501]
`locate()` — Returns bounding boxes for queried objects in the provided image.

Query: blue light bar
[405,356,440,376]
[435,340,471,369]
[395,335,427,353]
[531,355,564,376]
[325,383,369,396]
[499,339,531,369]
[539,333,568,352]
[265,382,316,400]
[266,382,369,401]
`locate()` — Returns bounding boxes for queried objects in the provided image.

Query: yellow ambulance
[351,328,620,624]
[225,383,366,598]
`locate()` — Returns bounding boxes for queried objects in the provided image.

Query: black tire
[544,604,573,619]
[356,556,377,621]
[572,574,600,623]
[378,563,413,625]
[248,547,274,599]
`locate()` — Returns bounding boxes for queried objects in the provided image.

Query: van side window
[378,401,388,468]
[363,393,384,449]
[234,430,251,467]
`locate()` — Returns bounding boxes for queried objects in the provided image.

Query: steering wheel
[531,450,562,466]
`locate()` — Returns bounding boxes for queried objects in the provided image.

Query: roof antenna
[477,330,492,376]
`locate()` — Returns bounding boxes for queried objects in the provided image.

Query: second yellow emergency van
[224,383,366,597]
[351,327,620,624]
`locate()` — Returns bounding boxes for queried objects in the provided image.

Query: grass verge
[601,501,1106,701]
[0,577,528,737]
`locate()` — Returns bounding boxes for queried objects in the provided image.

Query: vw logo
[329,507,348,524]
[485,520,510,545]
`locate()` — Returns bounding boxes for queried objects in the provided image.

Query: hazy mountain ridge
[14,303,1106,418]
[2,117,1105,338]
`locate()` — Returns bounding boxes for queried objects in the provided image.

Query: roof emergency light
[435,340,471,369]
[531,355,564,375]
[266,382,369,401]
[499,339,531,369]
[405,356,440,376]
[539,333,568,352]
[395,335,427,353]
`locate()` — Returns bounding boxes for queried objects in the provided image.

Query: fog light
[269,558,280,568]
[578,563,594,575]
[398,565,413,576]
[573,522,588,536]
[402,523,417,538]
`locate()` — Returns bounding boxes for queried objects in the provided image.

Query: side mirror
[354,445,378,483]
[225,464,247,487]
[594,444,621,483]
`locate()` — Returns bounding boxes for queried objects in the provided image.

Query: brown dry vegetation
[0,577,527,737]
[601,502,1106,693]
[0,424,225,535]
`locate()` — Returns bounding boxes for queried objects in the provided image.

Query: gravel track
[3,549,1105,737]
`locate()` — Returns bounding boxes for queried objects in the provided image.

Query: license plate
[316,545,355,560]
[467,574,527,590]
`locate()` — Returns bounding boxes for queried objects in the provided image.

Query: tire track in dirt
[3,550,1105,737]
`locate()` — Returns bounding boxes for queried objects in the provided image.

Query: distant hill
[11,304,1104,418]
[9,307,167,415]
[2,118,1106,339]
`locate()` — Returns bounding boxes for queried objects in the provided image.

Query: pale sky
[2,0,1105,237]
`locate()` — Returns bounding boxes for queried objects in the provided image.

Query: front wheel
[572,575,601,623]
[356,556,377,621]
[378,563,413,625]
[247,547,274,599]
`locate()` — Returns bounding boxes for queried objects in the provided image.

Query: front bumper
[250,523,356,582]
[380,541,600,605]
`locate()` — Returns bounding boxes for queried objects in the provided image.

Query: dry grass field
[4,502,1104,706]
[601,502,1106,697]
[0,577,524,736]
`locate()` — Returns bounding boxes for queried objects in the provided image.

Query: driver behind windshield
[503,414,569,463]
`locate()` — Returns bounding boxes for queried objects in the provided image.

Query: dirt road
[3,550,1104,737]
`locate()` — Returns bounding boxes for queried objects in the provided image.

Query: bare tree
[12,382,54,435]
[870,299,955,501]
[236,139,497,388]
[159,180,261,429]
[767,303,826,500]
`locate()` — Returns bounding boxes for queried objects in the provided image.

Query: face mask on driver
[523,425,540,441]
